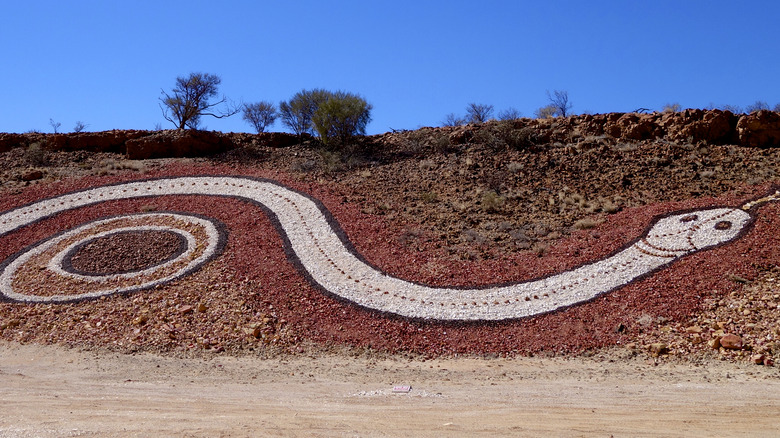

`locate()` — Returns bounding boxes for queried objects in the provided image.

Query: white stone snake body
[0,176,765,321]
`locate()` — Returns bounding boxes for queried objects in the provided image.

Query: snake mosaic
[1,175,777,321]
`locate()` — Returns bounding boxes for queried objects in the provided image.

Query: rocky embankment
[0,129,303,159]
[1,109,779,161]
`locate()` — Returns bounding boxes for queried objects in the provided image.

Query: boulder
[20,169,44,181]
[719,334,744,350]
[737,110,780,147]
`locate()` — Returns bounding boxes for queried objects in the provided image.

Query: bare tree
[721,104,743,114]
[159,72,239,129]
[442,113,466,127]
[242,101,277,133]
[49,118,61,133]
[73,121,88,133]
[546,90,572,117]
[466,103,494,123]
[745,100,770,114]
[498,107,522,120]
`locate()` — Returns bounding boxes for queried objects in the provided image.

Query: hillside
[1,110,780,365]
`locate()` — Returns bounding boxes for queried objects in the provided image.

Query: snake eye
[714,221,732,230]
[680,214,698,223]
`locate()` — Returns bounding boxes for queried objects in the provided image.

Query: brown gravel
[68,230,184,275]
[0,130,779,368]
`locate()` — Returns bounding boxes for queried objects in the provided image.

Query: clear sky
[2,1,778,135]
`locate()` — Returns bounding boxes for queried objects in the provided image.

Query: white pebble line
[0,213,220,303]
[0,177,754,320]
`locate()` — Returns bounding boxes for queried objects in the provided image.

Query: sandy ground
[1,341,778,437]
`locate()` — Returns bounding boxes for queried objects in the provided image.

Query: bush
[442,113,466,127]
[662,103,681,113]
[534,105,557,119]
[279,89,330,138]
[746,101,770,113]
[242,101,277,133]
[466,103,494,123]
[311,91,372,146]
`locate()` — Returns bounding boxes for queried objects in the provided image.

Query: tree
[721,104,743,114]
[466,103,494,123]
[311,91,372,146]
[442,113,466,127]
[73,121,88,133]
[242,101,277,133]
[498,107,522,120]
[279,88,330,138]
[546,90,572,117]
[49,118,61,133]
[159,72,239,129]
[745,101,770,113]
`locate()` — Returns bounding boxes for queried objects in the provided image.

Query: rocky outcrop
[736,110,780,147]
[3,109,780,158]
[125,130,234,160]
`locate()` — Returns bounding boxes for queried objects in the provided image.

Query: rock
[1,319,21,330]
[752,353,766,365]
[685,325,703,334]
[736,110,780,147]
[179,305,194,315]
[764,356,775,367]
[126,130,235,160]
[719,334,744,350]
[448,128,473,145]
[20,169,43,181]
[197,303,208,313]
[676,110,737,144]
[606,113,658,140]
[708,338,721,350]
[648,343,669,356]
[132,314,149,325]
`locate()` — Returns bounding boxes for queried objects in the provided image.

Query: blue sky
[2,1,778,134]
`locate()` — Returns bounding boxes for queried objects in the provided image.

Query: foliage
[498,107,522,120]
[534,105,557,119]
[159,72,239,129]
[745,101,770,113]
[73,121,88,133]
[442,113,466,127]
[242,101,277,133]
[279,88,330,138]
[311,91,372,146]
[49,118,61,133]
[546,90,572,117]
[662,103,681,113]
[466,103,494,123]
[720,104,743,114]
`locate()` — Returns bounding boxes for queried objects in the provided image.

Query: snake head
[641,208,752,255]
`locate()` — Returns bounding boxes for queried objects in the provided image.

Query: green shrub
[311,91,372,146]
[279,89,330,138]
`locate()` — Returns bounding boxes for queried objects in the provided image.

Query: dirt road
[1,341,778,437]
